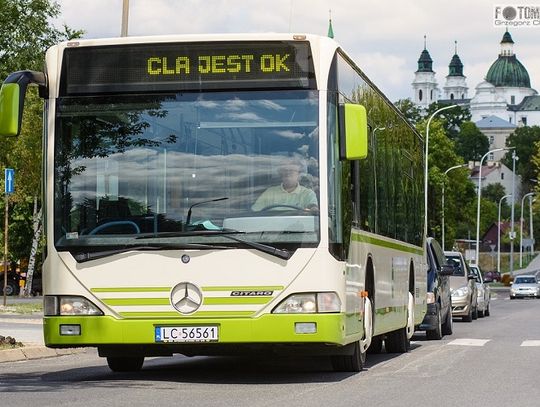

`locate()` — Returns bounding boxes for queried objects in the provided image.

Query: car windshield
[54,90,320,252]
[445,255,465,276]
[515,277,537,284]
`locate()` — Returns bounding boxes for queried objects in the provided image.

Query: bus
[0,33,426,372]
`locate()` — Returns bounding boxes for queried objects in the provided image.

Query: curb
[0,346,86,364]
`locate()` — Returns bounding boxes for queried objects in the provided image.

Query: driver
[251,158,318,212]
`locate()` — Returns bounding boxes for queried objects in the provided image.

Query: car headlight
[273,292,341,313]
[426,292,436,304]
[510,288,517,294]
[44,295,104,316]
[451,287,469,297]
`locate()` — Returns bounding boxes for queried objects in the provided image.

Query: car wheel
[462,305,473,322]
[441,306,453,336]
[484,303,490,317]
[472,305,478,320]
[0,281,18,296]
[426,304,443,340]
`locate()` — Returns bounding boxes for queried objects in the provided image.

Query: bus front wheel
[331,340,365,372]
[106,356,145,372]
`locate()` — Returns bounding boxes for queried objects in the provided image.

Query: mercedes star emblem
[170,282,203,314]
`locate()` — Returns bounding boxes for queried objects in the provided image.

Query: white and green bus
[0,33,426,372]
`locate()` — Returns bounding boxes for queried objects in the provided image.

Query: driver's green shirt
[252,184,318,211]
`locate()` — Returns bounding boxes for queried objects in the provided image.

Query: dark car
[483,271,501,283]
[0,270,20,296]
[418,237,454,339]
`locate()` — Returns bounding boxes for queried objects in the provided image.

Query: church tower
[443,41,468,100]
[412,36,439,109]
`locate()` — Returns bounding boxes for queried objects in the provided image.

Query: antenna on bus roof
[328,9,334,39]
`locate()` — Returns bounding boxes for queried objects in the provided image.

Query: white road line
[447,338,491,347]
[521,340,540,347]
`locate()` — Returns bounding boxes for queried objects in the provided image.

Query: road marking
[447,338,491,347]
[521,340,540,347]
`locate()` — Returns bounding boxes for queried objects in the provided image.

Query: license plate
[155,326,219,343]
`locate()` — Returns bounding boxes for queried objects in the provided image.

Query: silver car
[510,275,540,299]
[469,264,491,317]
[444,251,478,322]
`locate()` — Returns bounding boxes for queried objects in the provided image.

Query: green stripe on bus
[119,311,255,318]
[202,297,272,305]
[202,286,284,292]
[102,298,170,306]
[351,233,423,255]
[92,287,171,293]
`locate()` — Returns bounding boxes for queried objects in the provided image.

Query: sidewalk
[0,299,85,363]
[511,252,540,276]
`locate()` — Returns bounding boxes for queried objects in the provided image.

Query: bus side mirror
[0,70,47,137]
[339,103,368,160]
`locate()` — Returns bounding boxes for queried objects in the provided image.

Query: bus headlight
[273,292,341,313]
[44,295,103,316]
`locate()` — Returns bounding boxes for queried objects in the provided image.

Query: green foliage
[482,183,506,204]
[394,98,422,125]
[425,102,471,140]
[0,0,82,269]
[417,118,475,245]
[455,121,489,162]
[503,126,540,191]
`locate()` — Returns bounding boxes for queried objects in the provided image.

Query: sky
[53,0,540,102]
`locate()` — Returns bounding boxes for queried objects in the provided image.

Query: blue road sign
[5,168,14,194]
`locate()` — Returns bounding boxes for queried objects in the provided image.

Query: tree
[455,121,489,162]
[395,98,422,125]
[482,183,507,204]
[0,0,82,295]
[425,102,471,140]
[503,126,540,192]
[416,119,476,245]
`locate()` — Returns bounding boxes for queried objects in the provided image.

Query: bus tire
[385,327,410,353]
[331,340,365,372]
[367,335,383,354]
[106,356,144,372]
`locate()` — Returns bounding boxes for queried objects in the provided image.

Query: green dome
[485,55,531,88]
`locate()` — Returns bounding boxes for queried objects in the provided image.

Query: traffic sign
[4,168,14,194]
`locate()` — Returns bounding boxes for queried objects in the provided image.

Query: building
[469,161,521,197]
[412,30,540,128]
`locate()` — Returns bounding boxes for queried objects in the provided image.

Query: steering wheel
[87,220,141,235]
[257,204,312,213]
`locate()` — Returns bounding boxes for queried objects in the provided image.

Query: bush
[501,274,514,286]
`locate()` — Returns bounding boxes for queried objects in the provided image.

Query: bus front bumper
[44,313,356,354]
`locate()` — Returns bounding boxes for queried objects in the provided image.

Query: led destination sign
[61,41,315,95]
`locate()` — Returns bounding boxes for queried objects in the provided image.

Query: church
[412,31,540,157]
[412,30,538,195]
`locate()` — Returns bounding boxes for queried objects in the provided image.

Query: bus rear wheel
[385,327,410,353]
[331,340,365,372]
[106,356,145,372]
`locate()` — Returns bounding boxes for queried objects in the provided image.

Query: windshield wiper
[135,230,291,260]
[70,243,230,263]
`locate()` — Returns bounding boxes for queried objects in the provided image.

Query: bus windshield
[54,90,320,252]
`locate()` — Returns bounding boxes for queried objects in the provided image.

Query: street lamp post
[498,194,511,274]
[510,150,518,275]
[474,147,507,265]
[520,192,535,267]
[424,104,459,242]
[530,195,535,257]
[442,163,468,251]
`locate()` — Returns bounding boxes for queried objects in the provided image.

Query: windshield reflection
[54,90,320,250]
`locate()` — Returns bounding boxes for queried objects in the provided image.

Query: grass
[0,302,43,315]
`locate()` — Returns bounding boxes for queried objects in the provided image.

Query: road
[1,288,540,407]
